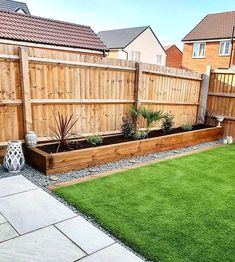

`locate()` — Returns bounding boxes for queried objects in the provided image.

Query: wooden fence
[207,69,235,137]
[0,44,203,157]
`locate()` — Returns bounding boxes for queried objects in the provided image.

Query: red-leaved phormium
[50,112,78,152]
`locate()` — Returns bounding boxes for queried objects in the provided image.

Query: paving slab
[0,213,6,224]
[0,188,76,234]
[0,223,18,242]
[0,175,144,261]
[79,243,144,262]
[0,226,85,262]
[0,175,37,198]
[56,216,115,254]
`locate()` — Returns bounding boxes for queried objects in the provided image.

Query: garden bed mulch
[40,124,210,153]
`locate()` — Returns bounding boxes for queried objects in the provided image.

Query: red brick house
[182,11,235,73]
[164,45,182,68]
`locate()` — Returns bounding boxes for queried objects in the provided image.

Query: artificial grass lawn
[54,145,235,262]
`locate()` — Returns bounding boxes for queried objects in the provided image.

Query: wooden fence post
[197,65,211,123]
[19,47,33,136]
[134,62,142,109]
[134,62,142,130]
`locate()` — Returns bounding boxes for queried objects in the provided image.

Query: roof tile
[182,11,235,41]
[98,26,149,49]
[0,10,107,51]
[0,0,30,14]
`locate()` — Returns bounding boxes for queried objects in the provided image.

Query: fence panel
[139,63,201,128]
[0,59,24,142]
[0,44,203,153]
[207,70,235,137]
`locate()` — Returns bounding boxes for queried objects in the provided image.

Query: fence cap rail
[0,53,202,80]
[211,68,235,74]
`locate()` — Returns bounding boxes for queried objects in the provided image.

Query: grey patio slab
[0,223,18,242]
[0,226,85,262]
[0,188,76,234]
[55,216,115,254]
[0,175,37,198]
[0,213,6,224]
[79,243,144,262]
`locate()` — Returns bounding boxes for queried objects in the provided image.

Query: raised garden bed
[26,126,223,175]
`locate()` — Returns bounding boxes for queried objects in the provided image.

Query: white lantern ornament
[26,131,37,147]
[3,141,25,173]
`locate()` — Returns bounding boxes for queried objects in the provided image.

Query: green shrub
[181,124,193,131]
[86,135,103,145]
[162,114,174,133]
[121,117,135,138]
[131,107,165,133]
[139,107,165,132]
[130,106,140,118]
[133,130,148,140]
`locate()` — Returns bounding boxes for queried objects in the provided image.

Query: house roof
[182,11,235,42]
[97,26,149,49]
[164,44,182,53]
[0,0,30,14]
[0,10,107,52]
[164,45,173,50]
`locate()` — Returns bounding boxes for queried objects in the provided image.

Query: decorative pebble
[129,160,138,164]
[49,175,59,181]
[89,168,99,172]
[0,140,222,188]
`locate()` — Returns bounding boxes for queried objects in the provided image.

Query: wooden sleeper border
[26,127,223,175]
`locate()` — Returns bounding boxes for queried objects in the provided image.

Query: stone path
[0,175,144,262]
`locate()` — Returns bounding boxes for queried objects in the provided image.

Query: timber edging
[26,127,223,176]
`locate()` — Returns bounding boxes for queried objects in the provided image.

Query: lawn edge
[48,144,224,190]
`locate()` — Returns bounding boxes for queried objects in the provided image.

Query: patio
[0,175,143,262]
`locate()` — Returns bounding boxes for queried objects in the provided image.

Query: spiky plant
[133,130,148,140]
[130,106,140,118]
[139,107,165,132]
[199,109,215,125]
[50,112,78,152]
[181,123,193,131]
[86,135,103,146]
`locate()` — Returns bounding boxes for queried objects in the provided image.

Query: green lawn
[54,145,235,262]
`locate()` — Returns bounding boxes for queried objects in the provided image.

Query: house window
[219,41,231,55]
[156,55,162,65]
[192,43,206,58]
[130,51,141,62]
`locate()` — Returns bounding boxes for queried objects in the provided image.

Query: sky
[23,0,235,50]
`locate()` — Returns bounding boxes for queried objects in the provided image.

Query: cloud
[81,12,95,17]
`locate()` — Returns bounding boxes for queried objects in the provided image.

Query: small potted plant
[215,115,224,127]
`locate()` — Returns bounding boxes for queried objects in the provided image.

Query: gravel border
[0,140,223,262]
[0,140,222,187]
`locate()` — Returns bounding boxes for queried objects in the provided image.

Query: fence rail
[0,44,204,156]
